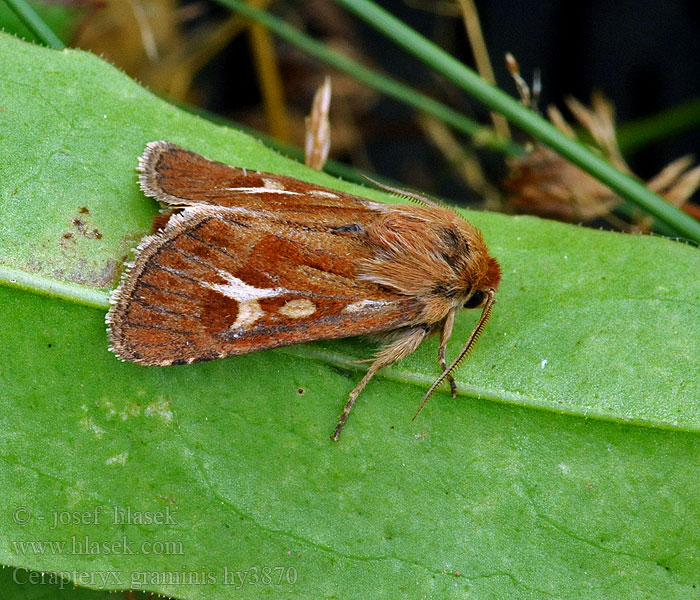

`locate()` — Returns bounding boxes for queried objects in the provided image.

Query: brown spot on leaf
[59,231,76,251]
[71,213,103,240]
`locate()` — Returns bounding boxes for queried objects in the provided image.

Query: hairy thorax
[359,204,501,324]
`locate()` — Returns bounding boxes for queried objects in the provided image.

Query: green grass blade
[1,0,64,49]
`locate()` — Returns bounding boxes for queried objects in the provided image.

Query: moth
[107,142,501,440]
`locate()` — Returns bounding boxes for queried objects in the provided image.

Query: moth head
[464,256,501,309]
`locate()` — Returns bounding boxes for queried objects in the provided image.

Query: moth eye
[463,291,485,309]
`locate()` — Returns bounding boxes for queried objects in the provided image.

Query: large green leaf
[1,32,699,599]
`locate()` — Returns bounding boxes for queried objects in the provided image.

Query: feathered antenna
[362,175,448,209]
[413,289,496,420]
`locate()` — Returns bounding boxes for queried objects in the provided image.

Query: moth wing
[139,141,380,219]
[107,205,425,366]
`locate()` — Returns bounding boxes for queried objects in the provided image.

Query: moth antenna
[361,175,448,210]
[412,290,496,420]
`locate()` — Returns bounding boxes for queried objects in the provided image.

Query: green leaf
[1,32,699,599]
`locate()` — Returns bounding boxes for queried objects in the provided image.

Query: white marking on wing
[222,187,302,195]
[309,190,339,199]
[232,299,265,330]
[344,299,393,313]
[201,271,289,302]
[262,177,285,190]
[199,271,291,332]
[279,299,316,318]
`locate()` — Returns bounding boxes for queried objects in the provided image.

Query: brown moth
[107,142,501,440]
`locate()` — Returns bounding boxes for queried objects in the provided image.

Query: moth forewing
[106,204,426,366]
[108,142,501,440]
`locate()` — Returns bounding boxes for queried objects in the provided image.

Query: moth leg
[438,309,458,398]
[332,326,428,441]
